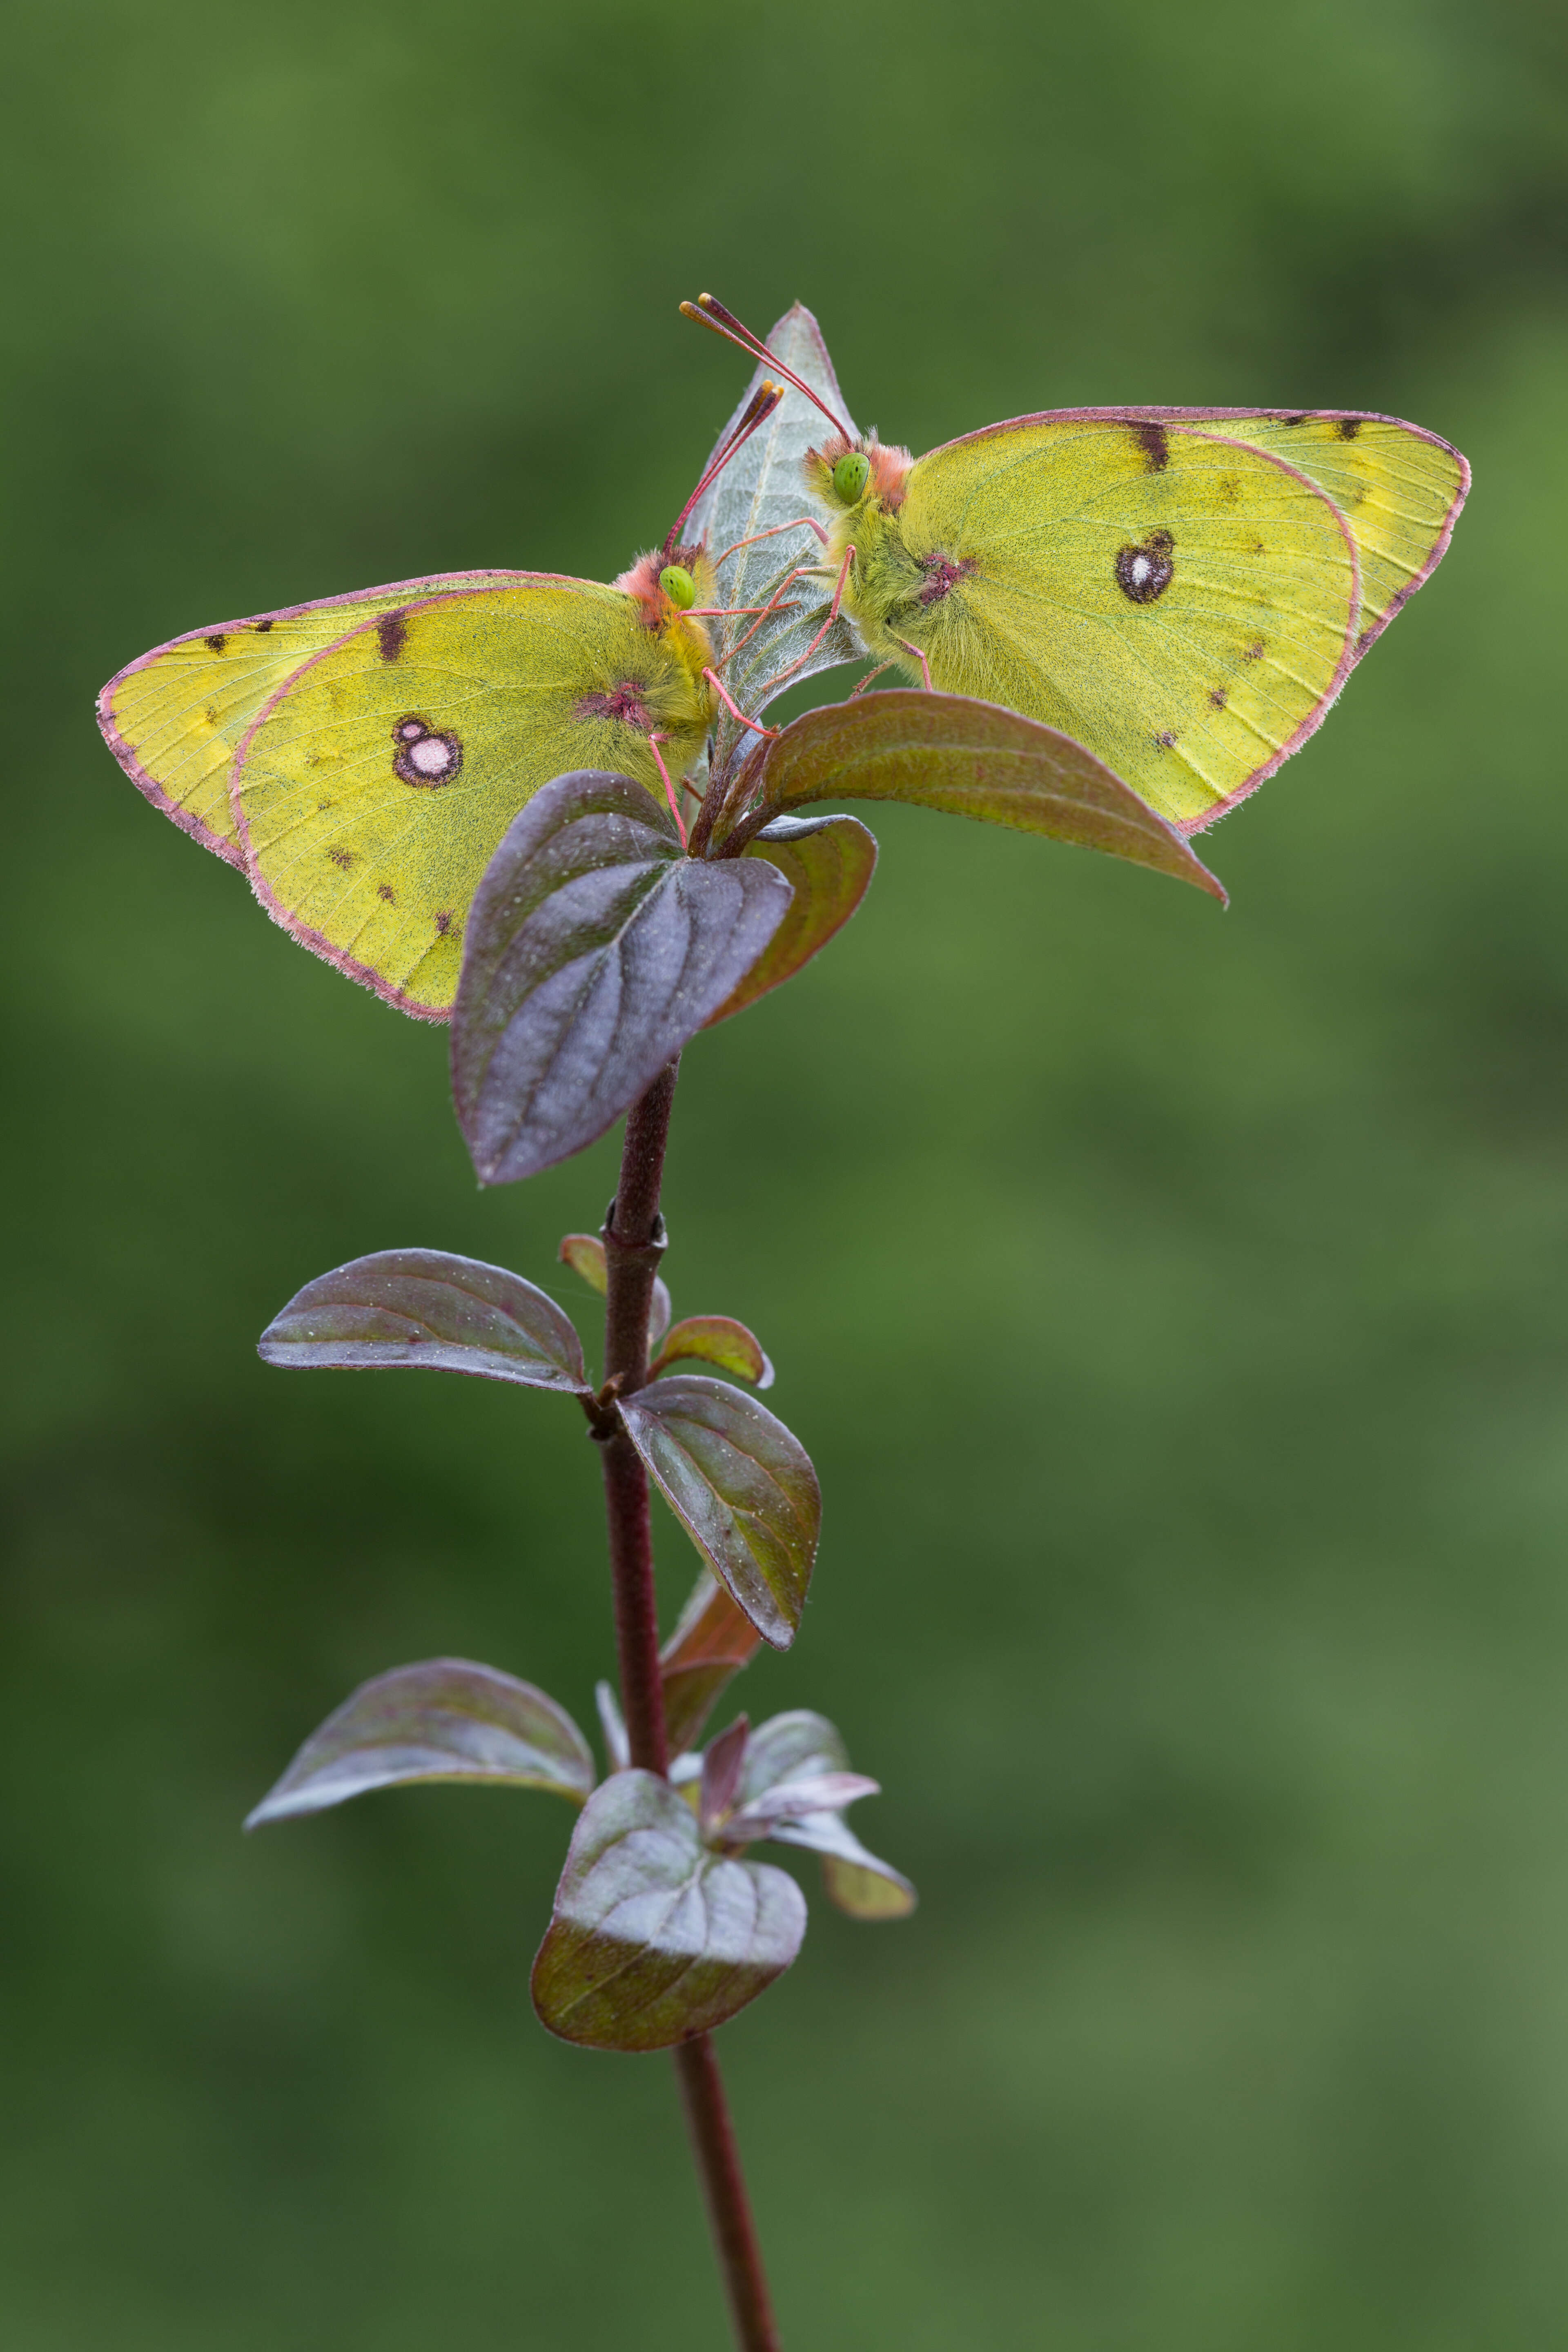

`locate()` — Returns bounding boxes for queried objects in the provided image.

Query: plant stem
[599,1058,782,2352]
[675,2035,783,2352]
[600,1055,680,1777]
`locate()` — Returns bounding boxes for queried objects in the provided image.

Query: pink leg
[713,570,809,671]
[716,517,829,565]
[645,733,687,847]
[850,659,898,697]
[765,544,857,696]
[889,631,933,691]
[702,669,780,742]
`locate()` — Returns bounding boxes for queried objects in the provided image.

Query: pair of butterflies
[98,297,1468,1020]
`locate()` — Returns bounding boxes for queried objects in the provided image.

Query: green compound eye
[832,450,871,503]
[659,564,696,609]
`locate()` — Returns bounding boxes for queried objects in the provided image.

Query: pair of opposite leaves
[98,296,1469,1022]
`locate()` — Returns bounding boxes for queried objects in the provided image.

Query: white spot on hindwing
[391,714,463,788]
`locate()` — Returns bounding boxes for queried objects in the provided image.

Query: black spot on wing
[204,633,227,654]
[254,618,275,634]
[1208,686,1227,708]
[328,847,355,869]
[377,883,396,902]
[1336,416,1363,441]
[377,610,410,662]
[1115,528,1175,604]
[1127,420,1169,472]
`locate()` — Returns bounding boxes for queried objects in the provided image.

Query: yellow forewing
[1177,411,1467,654]
[232,579,710,1019]
[870,419,1358,829]
[98,574,525,865]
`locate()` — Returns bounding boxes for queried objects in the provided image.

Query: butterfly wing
[1136,409,1468,660]
[98,573,528,867]
[231,577,710,1019]
[869,417,1360,832]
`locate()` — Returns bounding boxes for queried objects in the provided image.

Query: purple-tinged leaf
[258,1249,586,1392]
[245,1659,595,1827]
[451,771,791,1185]
[650,1315,773,1390]
[733,1709,916,1919]
[706,813,878,1025]
[746,691,1226,900]
[557,1230,672,1351]
[618,1376,820,1650]
[766,1810,918,1921]
[726,1772,880,1841]
[659,1572,763,1757]
[699,1715,751,1838]
[530,1770,805,2050]
[595,1679,629,1773]
[739,1709,850,1797]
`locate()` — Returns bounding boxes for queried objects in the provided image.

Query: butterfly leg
[764,545,858,695]
[712,572,809,672]
[702,669,780,742]
[889,631,933,692]
[850,660,899,697]
[645,733,688,847]
[715,517,829,565]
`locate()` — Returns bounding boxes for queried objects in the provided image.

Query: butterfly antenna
[679,294,853,443]
[663,380,785,557]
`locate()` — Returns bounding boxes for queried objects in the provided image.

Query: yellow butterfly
[685,298,1470,834]
[97,385,788,1019]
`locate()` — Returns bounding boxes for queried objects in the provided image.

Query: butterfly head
[804,432,913,515]
[616,541,717,632]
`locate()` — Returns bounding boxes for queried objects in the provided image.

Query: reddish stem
[598,1061,782,2350]
[675,2035,783,2352]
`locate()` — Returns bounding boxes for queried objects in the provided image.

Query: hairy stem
[599,1059,782,2352]
[675,2035,783,2352]
[600,1055,680,1776]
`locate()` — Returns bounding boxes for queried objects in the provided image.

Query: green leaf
[530,1770,806,2050]
[618,1376,820,1650]
[746,690,1227,900]
[257,1249,587,1392]
[686,303,864,773]
[659,1571,762,1757]
[706,814,878,1027]
[451,771,791,1184]
[557,1231,672,1350]
[650,1314,773,1389]
[245,1659,596,1827]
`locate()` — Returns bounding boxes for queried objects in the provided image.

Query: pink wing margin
[228,573,606,1025]
[96,570,538,872]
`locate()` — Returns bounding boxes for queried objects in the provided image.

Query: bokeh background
[5,0,1568,2343]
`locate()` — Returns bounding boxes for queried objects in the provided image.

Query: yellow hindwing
[844,418,1359,831]
[98,575,523,864]
[1185,411,1466,655]
[232,579,713,1018]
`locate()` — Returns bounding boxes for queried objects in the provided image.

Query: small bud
[659,564,696,609]
[832,450,871,504]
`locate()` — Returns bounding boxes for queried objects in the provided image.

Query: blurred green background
[4,0,1567,2343]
